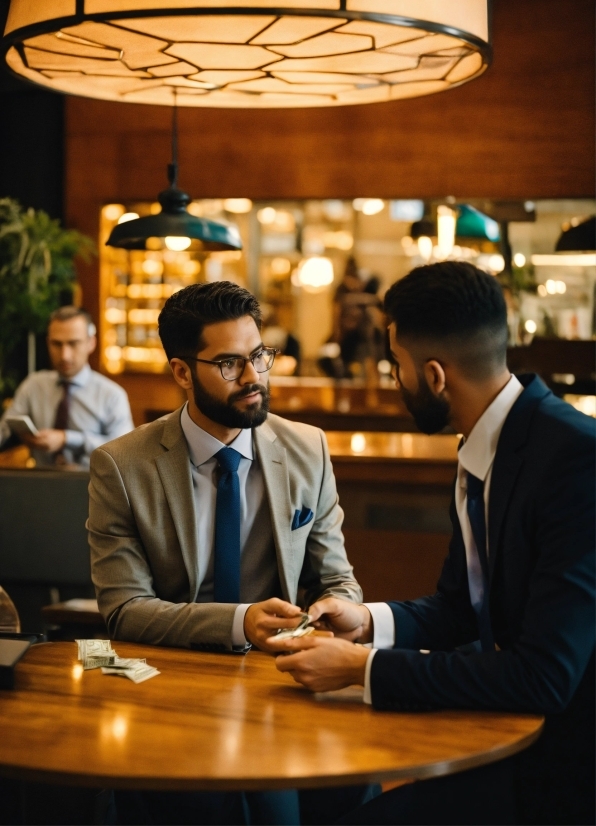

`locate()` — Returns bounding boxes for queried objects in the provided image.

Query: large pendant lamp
[2,1,490,109]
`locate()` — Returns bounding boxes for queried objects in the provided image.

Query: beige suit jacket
[88,409,361,650]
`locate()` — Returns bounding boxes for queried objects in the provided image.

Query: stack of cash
[76,639,160,683]
[274,612,315,641]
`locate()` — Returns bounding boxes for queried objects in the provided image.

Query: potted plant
[0,197,94,403]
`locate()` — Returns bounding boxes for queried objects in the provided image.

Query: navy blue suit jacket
[371,375,595,818]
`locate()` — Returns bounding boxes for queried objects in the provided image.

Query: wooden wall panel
[65,0,595,334]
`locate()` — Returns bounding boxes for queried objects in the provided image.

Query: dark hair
[49,305,96,335]
[384,262,508,379]
[158,281,262,361]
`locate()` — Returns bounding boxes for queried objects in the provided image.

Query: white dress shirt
[362,375,524,702]
[180,403,266,648]
[0,364,134,467]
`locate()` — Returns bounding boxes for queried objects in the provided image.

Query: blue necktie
[466,472,495,652]
[214,447,242,603]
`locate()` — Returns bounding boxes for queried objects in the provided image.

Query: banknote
[274,612,315,641]
[76,640,159,683]
[76,639,116,669]
[102,660,160,684]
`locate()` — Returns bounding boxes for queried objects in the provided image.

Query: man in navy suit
[271,262,595,824]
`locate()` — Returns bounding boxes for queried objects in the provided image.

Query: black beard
[190,371,270,429]
[400,375,451,434]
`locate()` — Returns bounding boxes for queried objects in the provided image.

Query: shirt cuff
[231,603,252,650]
[363,649,377,704]
[365,602,396,649]
[64,429,84,449]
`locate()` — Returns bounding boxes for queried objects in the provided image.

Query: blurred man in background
[0,305,133,467]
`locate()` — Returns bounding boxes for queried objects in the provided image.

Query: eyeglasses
[184,347,279,381]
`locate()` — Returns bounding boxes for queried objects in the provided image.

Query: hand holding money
[76,640,160,683]
[243,598,306,653]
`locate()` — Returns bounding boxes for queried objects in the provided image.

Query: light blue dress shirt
[0,364,134,468]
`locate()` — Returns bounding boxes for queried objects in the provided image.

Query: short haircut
[158,281,262,361]
[384,262,508,380]
[49,306,96,336]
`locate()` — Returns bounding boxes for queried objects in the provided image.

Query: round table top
[0,641,544,791]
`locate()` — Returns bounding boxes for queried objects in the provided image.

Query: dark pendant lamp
[106,100,241,251]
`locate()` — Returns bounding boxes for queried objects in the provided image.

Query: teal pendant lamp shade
[456,204,500,241]
[106,183,242,251]
[106,102,241,251]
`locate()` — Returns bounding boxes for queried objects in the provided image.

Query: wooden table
[0,642,543,791]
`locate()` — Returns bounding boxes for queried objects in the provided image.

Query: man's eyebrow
[211,343,265,360]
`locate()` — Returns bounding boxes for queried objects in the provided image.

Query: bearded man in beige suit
[88,281,372,826]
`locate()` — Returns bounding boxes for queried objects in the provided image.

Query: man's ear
[87,335,97,356]
[170,358,193,391]
[423,359,446,397]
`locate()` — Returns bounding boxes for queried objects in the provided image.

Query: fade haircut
[49,306,96,336]
[384,262,508,380]
[158,281,262,361]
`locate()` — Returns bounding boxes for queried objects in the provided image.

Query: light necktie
[466,472,495,652]
[214,446,242,603]
[54,380,72,431]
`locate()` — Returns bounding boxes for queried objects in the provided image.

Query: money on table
[76,640,160,683]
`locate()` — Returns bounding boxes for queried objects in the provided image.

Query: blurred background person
[0,305,133,468]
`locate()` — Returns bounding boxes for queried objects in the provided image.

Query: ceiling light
[2,2,490,108]
[105,103,241,251]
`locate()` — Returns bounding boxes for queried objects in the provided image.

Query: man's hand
[271,635,370,692]
[244,598,305,653]
[21,429,66,453]
[308,598,373,643]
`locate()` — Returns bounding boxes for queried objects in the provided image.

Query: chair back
[0,469,91,586]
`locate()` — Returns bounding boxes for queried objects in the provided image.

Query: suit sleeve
[300,430,363,607]
[89,447,238,650]
[371,437,596,713]
[384,495,479,652]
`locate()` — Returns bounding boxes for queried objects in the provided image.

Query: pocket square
[291,506,314,531]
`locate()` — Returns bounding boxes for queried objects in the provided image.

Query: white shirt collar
[458,375,524,481]
[180,403,253,468]
[57,363,91,387]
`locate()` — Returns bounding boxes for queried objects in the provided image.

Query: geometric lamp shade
[2,1,490,108]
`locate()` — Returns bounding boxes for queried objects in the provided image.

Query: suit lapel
[254,421,294,600]
[155,409,199,600]
[488,375,551,579]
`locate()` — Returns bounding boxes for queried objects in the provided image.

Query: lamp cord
[168,89,178,188]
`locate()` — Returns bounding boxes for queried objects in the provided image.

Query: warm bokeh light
[417,236,433,261]
[257,207,277,225]
[103,203,124,221]
[294,256,334,290]
[513,252,526,267]
[350,433,366,453]
[353,198,384,215]
[437,205,456,258]
[224,198,253,213]
[524,319,537,334]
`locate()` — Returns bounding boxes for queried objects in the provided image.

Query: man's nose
[240,358,260,383]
